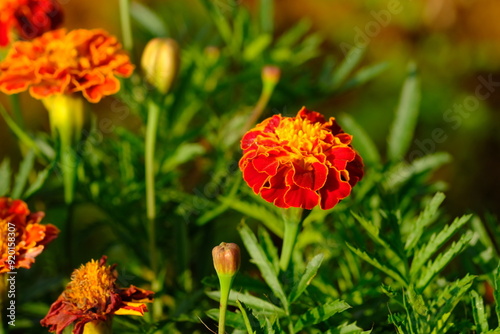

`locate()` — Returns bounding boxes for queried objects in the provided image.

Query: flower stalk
[145,99,161,319]
[242,66,280,134]
[119,0,133,52]
[279,208,303,272]
[213,243,240,334]
[43,94,84,205]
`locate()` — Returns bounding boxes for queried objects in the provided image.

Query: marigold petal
[114,302,148,316]
[291,160,328,191]
[243,162,270,194]
[83,75,120,103]
[239,107,363,210]
[297,106,325,123]
[263,115,281,133]
[319,169,352,210]
[284,184,320,210]
[260,168,291,208]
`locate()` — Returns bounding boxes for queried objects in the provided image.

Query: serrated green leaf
[206,290,286,316]
[337,113,381,167]
[494,263,500,323]
[238,222,287,308]
[407,288,428,316]
[293,300,351,332]
[258,227,280,273]
[338,62,388,93]
[326,321,372,334]
[206,309,246,330]
[429,275,475,333]
[12,149,35,199]
[416,231,473,291]
[331,46,366,89]
[0,159,11,197]
[288,253,324,303]
[384,152,452,190]
[24,164,52,198]
[244,34,272,61]
[130,1,168,36]
[387,62,420,161]
[236,300,262,334]
[227,199,283,237]
[405,192,446,251]
[352,213,403,261]
[276,19,311,47]
[410,214,471,277]
[347,243,408,287]
[471,290,489,333]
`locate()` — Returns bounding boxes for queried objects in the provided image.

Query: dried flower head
[0,197,59,274]
[0,0,63,46]
[0,28,134,103]
[239,107,364,210]
[40,256,154,334]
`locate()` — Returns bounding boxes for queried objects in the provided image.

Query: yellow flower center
[64,260,116,313]
[274,117,329,155]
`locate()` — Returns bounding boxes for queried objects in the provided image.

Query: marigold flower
[0,28,134,103]
[239,107,364,210]
[0,0,63,46]
[40,256,154,334]
[0,197,59,274]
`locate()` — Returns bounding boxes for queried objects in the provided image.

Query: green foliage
[0,0,497,333]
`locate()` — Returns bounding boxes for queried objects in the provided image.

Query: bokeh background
[1,0,499,217]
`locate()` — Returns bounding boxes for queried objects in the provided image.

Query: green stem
[242,82,275,135]
[217,274,234,334]
[279,208,303,272]
[236,300,253,334]
[119,0,133,52]
[9,94,24,131]
[145,100,160,318]
[0,102,43,158]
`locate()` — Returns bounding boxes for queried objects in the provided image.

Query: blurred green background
[1,0,499,217]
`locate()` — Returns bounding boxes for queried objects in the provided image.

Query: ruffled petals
[240,107,364,210]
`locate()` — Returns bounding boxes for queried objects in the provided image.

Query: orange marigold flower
[0,0,63,47]
[40,256,154,334]
[0,197,59,273]
[0,28,134,103]
[239,107,364,210]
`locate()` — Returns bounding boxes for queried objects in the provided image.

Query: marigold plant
[239,107,364,210]
[0,28,134,103]
[0,0,63,47]
[0,197,59,274]
[40,256,154,334]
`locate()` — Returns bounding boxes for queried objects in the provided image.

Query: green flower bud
[261,65,281,86]
[141,38,180,94]
[212,242,240,276]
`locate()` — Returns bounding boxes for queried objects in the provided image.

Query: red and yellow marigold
[0,28,134,103]
[0,0,63,47]
[239,107,364,210]
[0,197,59,273]
[41,256,154,334]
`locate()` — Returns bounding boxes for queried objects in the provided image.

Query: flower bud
[212,242,240,276]
[141,38,180,94]
[261,65,281,86]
